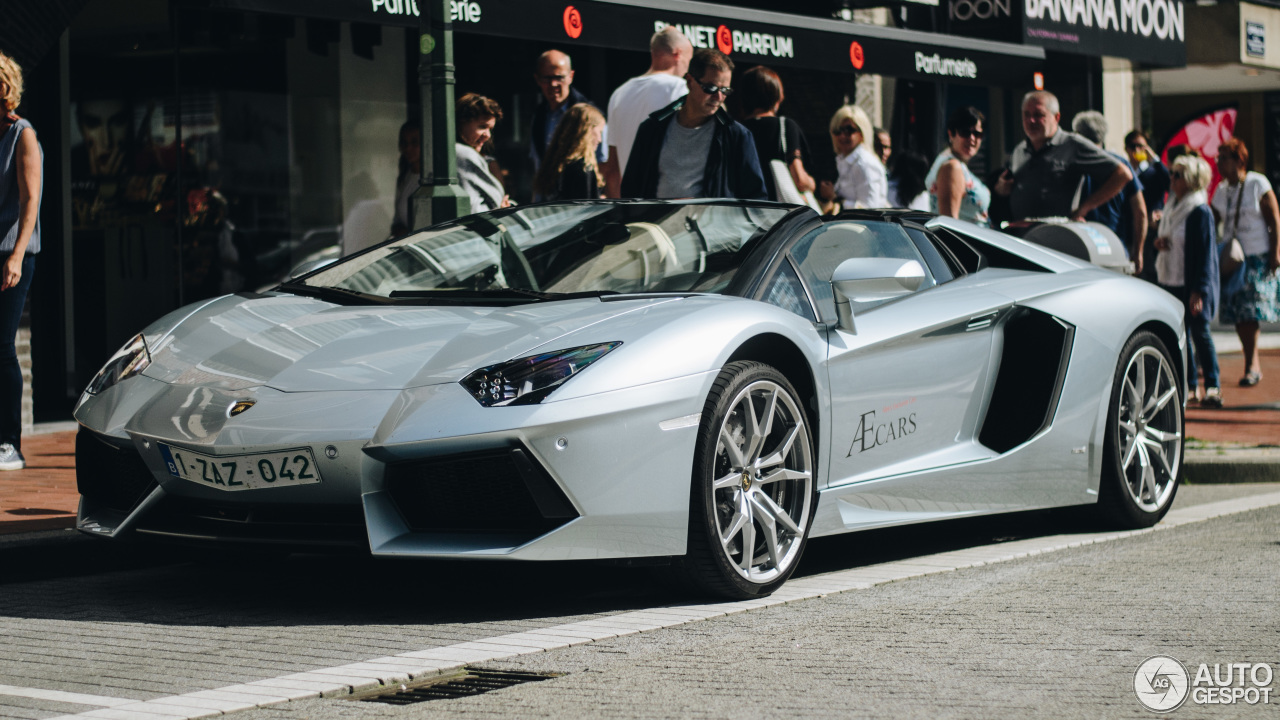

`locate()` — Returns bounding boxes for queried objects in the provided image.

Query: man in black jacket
[620,49,766,200]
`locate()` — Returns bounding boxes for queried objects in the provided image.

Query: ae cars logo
[847,406,918,456]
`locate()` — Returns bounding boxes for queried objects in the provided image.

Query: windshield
[295,202,792,301]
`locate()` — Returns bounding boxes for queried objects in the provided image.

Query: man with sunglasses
[620,48,766,200]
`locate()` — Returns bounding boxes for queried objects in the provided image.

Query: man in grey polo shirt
[995,91,1131,222]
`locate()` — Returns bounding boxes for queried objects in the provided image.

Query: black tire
[1096,330,1184,528]
[675,361,816,599]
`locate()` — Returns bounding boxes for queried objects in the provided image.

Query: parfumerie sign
[214,0,1042,83]
[915,52,978,77]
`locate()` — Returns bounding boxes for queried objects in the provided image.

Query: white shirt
[607,73,688,177]
[835,144,888,209]
[1212,171,1274,256]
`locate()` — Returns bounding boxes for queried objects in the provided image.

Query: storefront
[1149,0,1280,195]
[13,0,1044,421]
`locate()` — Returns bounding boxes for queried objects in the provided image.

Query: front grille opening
[76,429,159,514]
[385,445,577,537]
[358,668,564,705]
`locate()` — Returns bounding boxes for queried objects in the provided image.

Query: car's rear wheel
[1097,331,1183,528]
[678,361,816,599]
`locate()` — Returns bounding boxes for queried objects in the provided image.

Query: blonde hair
[1171,154,1211,193]
[0,52,22,113]
[829,104,874,155]
[534,103,605,197]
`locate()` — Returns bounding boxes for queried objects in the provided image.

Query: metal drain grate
[360,668,564,704]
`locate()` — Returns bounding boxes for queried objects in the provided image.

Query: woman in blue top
[0,52,41,470]
[926,106,991,227]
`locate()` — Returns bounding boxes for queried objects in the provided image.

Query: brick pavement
[1186,348,1280,446]
[0,431,77,534]
[2,348,1277,537]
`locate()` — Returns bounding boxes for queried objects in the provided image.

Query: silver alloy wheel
[1116,345,1182,513]
[711,379,813,583]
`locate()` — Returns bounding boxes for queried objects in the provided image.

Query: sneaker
[0,443,24,471]
[1202,388,1224,409]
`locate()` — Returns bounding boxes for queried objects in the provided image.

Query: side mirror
[830,258,925,333]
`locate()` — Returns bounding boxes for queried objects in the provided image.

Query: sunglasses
[956,128,984,140]
[834,125,861,136]
[689,78,733,97]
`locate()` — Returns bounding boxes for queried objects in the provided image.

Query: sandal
[1239,371,1262,387]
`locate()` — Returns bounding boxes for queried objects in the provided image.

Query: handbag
[770,117,821,211]
[1220,182,1246,280]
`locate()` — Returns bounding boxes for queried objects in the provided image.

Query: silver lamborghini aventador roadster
[75,201,1187,598]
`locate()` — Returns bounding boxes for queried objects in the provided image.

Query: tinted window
[761,260,815,321]
[905,227,956,284]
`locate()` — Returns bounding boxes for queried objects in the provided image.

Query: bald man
[529,49,606,180]
[601,26,693,197]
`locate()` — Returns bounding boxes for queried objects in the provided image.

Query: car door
[790,220,1009,487]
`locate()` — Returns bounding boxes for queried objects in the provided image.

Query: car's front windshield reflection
[298,203,791,300]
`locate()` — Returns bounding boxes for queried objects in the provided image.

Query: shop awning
[213,0,1045,86]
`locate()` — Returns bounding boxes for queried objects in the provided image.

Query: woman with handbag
[1156,155,1223,407]
[1211,138,1280,388]
[737,66,816,206]
[924,106,991,227]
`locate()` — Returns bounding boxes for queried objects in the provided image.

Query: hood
[140,293,676,392]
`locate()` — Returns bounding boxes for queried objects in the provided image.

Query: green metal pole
[413,0,470,229]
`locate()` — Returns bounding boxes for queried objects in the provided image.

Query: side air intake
[979,308,1074,453]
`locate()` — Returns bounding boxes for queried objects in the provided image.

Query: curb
[1184,447,1280,484]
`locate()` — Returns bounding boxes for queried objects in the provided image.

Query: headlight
[461,342,621,407]
[86,333,151,395]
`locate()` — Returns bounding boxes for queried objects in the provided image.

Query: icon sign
[716,25,733,54]
[850,41,865,69]
[563,6,583,38]
[420,34,435,55]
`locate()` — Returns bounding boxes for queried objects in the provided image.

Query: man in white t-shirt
[601,26,692,198]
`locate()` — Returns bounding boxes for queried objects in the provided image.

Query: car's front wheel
[1097,330,1183,528]
[678,361,816,599]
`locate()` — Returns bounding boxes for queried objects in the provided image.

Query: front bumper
[74,371,714,559]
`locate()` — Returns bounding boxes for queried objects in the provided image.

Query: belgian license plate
[157,444,322,491]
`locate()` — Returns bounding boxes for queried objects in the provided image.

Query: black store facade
[6,0,1045,423]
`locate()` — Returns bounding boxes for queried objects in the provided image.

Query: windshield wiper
[277,282,392,305]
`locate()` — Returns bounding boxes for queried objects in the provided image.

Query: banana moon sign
[211,0,1044,85]
[947,0,1187,67]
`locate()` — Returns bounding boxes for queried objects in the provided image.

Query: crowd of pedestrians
[424,28,1278,411]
